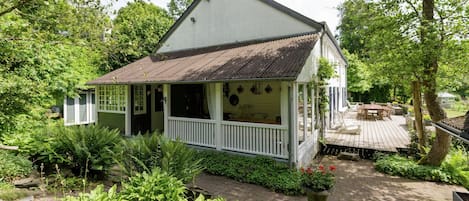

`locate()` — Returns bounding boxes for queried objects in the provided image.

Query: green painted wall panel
[98,112,125,133]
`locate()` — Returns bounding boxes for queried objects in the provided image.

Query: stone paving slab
[195,156,468,201]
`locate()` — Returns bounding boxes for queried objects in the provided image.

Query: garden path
[195,156,467,201]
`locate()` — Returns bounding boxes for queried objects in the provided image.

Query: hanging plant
[237,85,244,94]
[265,84,272,93]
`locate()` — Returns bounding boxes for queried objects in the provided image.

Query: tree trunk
[418,0,450,166]
[412,81,426,153]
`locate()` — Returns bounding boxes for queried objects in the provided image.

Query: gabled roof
[155,0,323,53]
[88,33,319,85]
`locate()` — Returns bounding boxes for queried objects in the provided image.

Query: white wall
[158,0,317,53]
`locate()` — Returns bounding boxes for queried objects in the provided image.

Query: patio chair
[337,112,361,135]
[356,108,366,120]
[347,100,358,112]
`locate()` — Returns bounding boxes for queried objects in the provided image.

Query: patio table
[358,104,387,120]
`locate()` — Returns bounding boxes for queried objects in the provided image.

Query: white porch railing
[167,117,216,148]
[221,121,288,159]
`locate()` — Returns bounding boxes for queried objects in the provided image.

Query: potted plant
[300,165,336,201]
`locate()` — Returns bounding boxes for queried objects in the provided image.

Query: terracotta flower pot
[303,187,331,201]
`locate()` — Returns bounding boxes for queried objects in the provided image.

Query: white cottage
[86,0,347,167]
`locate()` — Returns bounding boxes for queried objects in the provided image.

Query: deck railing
[221,121,288,159]
[167,117,289,159]
[167,117,216,148]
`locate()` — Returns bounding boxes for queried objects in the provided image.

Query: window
[98,85,127,113]
[64,90,96,126]
[133,85,146,114]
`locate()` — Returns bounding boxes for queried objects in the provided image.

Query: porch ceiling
[87,33,319,85]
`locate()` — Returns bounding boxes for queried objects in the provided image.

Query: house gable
[157,0,320,53]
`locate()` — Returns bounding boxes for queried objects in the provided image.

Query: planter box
[453,191,469,201]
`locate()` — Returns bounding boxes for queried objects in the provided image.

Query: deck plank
[326,112,410,152]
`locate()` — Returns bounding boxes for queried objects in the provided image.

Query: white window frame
[64,90,96,126]
[133,85,146,115]
[97,85,127,114]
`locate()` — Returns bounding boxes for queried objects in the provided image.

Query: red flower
[329,165,336,171]
[306,167,313,174]
[318,165,325,171]
[300,167,305,173]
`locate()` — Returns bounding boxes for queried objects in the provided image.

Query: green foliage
[40,125,122,177]
[109,1,173,70]
[375,152,469,189]
[62,185,121,201]
[344,49,372,93]
[0,0,109,137]
[120,168,186,201]
[118,133,203,183]
[300,165,336,192]
[197,150,302,195]
[167,0,193,19]
[0,151,33,181]
[118,133,163,174]
[0,188,30,201]
[159,137,203,183]
[317,58,335,83]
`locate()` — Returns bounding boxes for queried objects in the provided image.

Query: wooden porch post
[281,82,289,158]
[163,84,170,137]
[214,83,223,150]
[125,85,132,136]
[290,82,298,166]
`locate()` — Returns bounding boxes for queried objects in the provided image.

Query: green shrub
[118,134,203,183]
[0,151,33,181]
[196,150,302,195]
[375,153,469,189]
[441,148,469,188]
[62,185,121,201]
[118,133,163,175]
[120,167,186,201]
[159,137,203,184]
[1,118,61,157]
[40,125,122,177]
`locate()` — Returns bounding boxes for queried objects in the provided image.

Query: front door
[151,85,164,132]
[131,85,151,134]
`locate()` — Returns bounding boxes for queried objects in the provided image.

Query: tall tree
[167,0,193,19]
[0,0,109,135]
[338,0,468,165]
[108,1,173,70]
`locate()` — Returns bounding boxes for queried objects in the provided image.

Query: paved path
[195,156,467,201]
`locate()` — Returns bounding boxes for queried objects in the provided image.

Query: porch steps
[320,144,407,159]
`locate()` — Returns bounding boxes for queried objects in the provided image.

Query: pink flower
[329,165,336,171]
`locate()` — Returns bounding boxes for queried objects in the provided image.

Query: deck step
[337,152,360,161]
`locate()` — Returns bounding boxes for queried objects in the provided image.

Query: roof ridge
[152,32,318,61]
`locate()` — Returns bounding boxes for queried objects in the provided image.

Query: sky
[109,0,344,33]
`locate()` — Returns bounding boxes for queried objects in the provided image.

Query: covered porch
[88,34,323,166]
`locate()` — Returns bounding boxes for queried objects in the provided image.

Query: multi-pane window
[133,85,146,114]
[98,85,127,113]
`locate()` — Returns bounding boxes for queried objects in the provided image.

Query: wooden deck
[325,112,410,152]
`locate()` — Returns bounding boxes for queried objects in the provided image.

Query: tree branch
[403,0,421,21]
[0,0,31,17]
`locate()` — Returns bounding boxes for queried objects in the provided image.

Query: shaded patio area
[325,111,410,152]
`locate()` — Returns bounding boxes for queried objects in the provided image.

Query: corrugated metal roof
[87,33,319,85]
